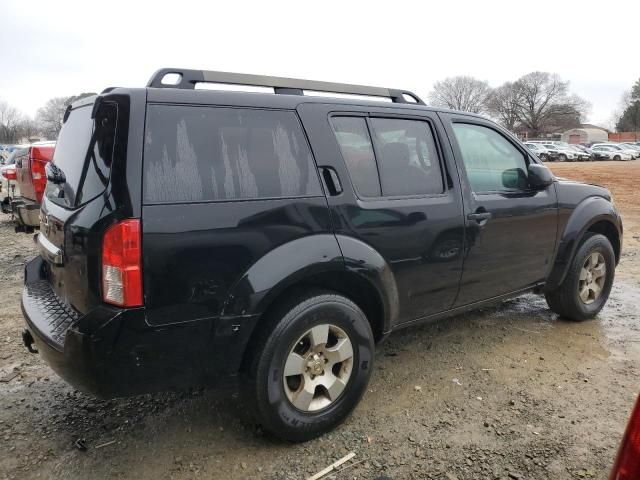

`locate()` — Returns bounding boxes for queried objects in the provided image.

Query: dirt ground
[0,161,638,480]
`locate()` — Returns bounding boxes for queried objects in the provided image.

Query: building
[560,124,609,144]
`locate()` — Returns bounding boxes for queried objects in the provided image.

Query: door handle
[319,167,343,195]
[467,211,492,224]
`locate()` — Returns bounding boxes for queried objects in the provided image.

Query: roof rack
[147,68,425,105]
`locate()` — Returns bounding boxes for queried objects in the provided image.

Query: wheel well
[239,271,386,373]
[586,220,620,263]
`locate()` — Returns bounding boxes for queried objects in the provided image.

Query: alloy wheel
[283,324,354,412]
[578,252,606,304]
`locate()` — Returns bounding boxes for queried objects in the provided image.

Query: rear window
[46,103,117,207]
[143,106,322,203]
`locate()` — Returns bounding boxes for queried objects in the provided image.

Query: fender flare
[546,196,622,289]
[222,233,399,336]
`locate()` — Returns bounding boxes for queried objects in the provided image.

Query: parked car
[21,68,623,442]
[541,143,576,161]
[567,145,591,161]
[11,141,56,232]
[591,144,633,161]
[576,144,609,160]
[620,143,640,155]
[593,143,639,160]
[524,142,551,161]
[610,395,640,479]
[1,147,23,213]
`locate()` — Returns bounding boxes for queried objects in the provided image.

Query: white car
[592,143,638,159]
[540,143,576,161]
[590,144,633,161]
[524,142,552,161]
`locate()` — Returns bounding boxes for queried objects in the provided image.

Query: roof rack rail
[147,68,425,105]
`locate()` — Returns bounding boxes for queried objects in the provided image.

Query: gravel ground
[1,161,639,480]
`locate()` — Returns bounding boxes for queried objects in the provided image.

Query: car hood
[555,177,612,201]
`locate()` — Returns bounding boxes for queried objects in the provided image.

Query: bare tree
[485,82,522,131]
[427,76,491,113]
[513,72,587,136]
[36,92,96,140]
[0,100,25,143]
[36,97,69,139]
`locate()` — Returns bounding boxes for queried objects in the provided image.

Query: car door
[440,113,558,306]
[298,103,465,324]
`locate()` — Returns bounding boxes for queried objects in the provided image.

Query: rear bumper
[21,256,257,398]
[11,197,40,227]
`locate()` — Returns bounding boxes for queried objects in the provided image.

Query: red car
[610,395,640,479]
[2,142,55,232]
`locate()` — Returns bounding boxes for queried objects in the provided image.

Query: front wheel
[247,292,374,442]
[613,155,621,161]
[545,233,615,321]
[559,154,567,161]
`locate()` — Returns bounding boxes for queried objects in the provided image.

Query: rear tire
[559,154,567,161]
[545,233,615,321]
[246,291,374,442]
[613,155,621,161]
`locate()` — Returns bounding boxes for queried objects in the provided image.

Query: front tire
[613,155,621,161]
[247,291,374,442]
[559,154,567,161]
[545,233,615,321]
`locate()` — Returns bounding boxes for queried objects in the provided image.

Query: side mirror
[45,163,66,185]
[528,163,554,189]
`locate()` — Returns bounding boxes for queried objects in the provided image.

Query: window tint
[369,118,443,196]
[452,123,528,193]
[46,104,116,208]
[144,106,321,203]
[330,117,381,197]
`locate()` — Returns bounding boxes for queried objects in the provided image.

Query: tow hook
[22,329,38,354]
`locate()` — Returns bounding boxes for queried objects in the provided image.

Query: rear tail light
[31,160,47,203]
[101,219,143,307]
[610,395,640,480]
[3,167,16,180]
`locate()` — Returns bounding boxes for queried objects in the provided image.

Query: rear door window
[143,106,321,203]
[369,118,444,197]
[46,103,117,207]
[330,117,381,197]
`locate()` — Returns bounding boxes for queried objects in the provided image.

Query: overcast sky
[1,0,638,127]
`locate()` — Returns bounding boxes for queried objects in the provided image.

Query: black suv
[22,68,622,442]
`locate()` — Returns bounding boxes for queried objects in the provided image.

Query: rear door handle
[319,167,343,195]
[467,211,492,224]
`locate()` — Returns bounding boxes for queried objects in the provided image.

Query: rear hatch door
[39,100,119,314]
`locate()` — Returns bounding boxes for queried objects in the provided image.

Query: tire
[246,291,374,442]
[545,233,615,321]
[559,154,567,161]
[540,154,549,162]
[613,155,621,161]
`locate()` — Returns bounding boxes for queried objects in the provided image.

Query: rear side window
[331,117,381,197]
[331,116,444,198]
[143,106,321,203]
[46,103,117,207]
[369,118,443,196]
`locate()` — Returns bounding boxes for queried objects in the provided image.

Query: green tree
[615,78,640,132]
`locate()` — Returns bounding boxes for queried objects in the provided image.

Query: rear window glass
[46,103,117,207]
[143,106,322,203]
[331,117,381,197]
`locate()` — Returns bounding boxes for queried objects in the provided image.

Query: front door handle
[467,211,492,224]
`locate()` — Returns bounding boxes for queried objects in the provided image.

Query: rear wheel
[545,233,615,321]
[613,155,621,161]
[246,291,374,442]
[540,153,549,162]
[559,154,567,161]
